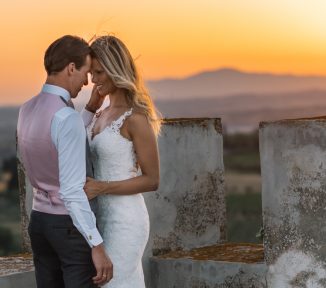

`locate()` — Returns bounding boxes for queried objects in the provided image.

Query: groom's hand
[92,243,113,286]
[85,85,106,113]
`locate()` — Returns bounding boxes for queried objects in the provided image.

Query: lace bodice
[87,108,139,181]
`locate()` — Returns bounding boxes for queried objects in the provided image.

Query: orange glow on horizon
[2,0,326,104]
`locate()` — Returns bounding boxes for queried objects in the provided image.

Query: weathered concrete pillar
[16,146,33,253]
[260,118,326,287]
[143,118,226,287]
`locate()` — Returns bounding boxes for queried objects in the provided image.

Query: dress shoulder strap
[114,108,133,129]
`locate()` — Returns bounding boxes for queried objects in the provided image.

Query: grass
[0,190,22,256]
[223,131,263,243]
[224,151,261,173]
[226,191,263,243]
[225,171,263,243]
[225,172,261,195]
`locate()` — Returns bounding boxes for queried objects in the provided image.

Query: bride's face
[91,58,116,96]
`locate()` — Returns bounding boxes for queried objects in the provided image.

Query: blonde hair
[90,35,161,135]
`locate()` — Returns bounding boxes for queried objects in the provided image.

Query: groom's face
[69,55,92,98]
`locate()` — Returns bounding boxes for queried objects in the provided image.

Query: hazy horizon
[3,67,326,106]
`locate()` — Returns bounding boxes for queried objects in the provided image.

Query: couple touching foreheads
[17,35,161,287]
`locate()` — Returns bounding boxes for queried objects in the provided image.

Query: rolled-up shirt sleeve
[54,109,102,247]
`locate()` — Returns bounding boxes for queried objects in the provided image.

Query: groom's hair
[44,35,90,75]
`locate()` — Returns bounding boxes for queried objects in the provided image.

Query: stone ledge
[0,254,34,276]
[0,254,36,288]
[0,245,266,288]
[0,271,36,288]
[156,242,264,263]
[150,258,267,288]
[149,243,267,288]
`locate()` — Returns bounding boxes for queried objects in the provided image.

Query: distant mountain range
[146,68,326,100]
[147,68,326,132]
[155,90,326,132]
[2,68,326,161]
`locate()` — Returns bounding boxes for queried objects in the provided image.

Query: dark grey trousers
[28,210,98,288]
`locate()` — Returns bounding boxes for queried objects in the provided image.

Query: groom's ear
[67,62,76,75]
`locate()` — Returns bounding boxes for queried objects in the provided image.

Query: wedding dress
[87,108,149,288]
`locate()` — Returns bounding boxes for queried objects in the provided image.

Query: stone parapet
[150,243,266,288]
[143,118,226,286]
[260,117,326,286]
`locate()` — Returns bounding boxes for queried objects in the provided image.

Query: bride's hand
[85,85,106,113]
[84,177,106,200]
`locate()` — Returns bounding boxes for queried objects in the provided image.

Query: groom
[17,35,112,287]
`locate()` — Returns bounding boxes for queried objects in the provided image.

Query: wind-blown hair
[90,35,161,135]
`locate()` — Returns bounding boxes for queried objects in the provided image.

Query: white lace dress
[87,108,149,288]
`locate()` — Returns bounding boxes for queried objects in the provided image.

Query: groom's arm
[80,108,94,128]
[53,108,113,285]
[52,107,102,247]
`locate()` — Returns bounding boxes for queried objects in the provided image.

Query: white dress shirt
[42,84,102,248]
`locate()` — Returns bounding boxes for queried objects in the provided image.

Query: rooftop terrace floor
[158,242,264,263]
[0,254,33,276]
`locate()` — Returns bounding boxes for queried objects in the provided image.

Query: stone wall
[143,118,226,286]
[260,118,326,287]
[16,114,326,287]
[16,149,33,253]
[150,257,267,288]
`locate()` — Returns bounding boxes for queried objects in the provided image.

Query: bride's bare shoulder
[126,111,153,135]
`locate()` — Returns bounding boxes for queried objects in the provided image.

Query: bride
[82,35,161,287]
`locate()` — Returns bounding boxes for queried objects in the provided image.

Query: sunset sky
[1,0,326,105]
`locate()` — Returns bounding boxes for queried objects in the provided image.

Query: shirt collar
[41,84,71,102]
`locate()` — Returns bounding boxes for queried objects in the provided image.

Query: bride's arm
[84,113,160,198]
[81,85,106,127]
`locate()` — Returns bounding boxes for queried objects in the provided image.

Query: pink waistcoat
[17,92,69,215]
